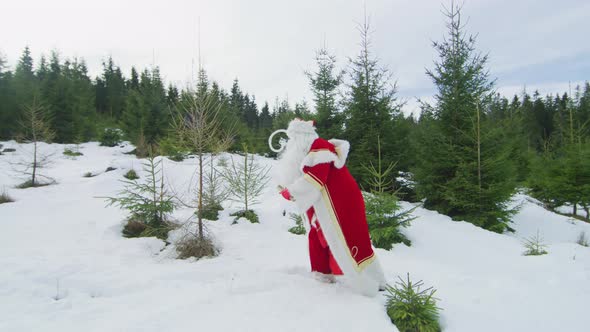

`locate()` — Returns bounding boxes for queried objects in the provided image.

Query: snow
[1,141,590,332]
[556,204,589,219]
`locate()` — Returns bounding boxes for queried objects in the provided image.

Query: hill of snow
[1,141,589,332]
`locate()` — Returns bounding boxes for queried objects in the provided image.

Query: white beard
[274,132,317,187]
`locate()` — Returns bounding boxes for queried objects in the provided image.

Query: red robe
[286,138,385,296]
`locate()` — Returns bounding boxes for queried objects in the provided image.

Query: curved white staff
[268,129,288,153]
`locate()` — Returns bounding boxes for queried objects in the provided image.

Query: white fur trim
[286,174,322,211]
[301,139,350,169]
[301,150,339,169]
[361,256,387,289]
[329,139,350,168]
[311,191,385,297]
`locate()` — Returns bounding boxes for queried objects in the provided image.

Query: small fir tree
[385,274,442,332]
[362,136,415,249]
[159,136,186,162]
[523,230,548,256]
[124,169,139,180]
[99,128,123,147]
[15,99,56,188]
[222,144,270,223]
[105,154,175,240]
[63,145,83,158]
[288,213,306,235]
[0,188,14,204]
[200,155,230,221]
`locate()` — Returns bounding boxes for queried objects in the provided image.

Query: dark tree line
[1,3,588,231]
[0,48,298,153]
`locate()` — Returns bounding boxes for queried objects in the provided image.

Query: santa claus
[269,118,386,297]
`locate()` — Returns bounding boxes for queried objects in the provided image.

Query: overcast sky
[1,0,589,116]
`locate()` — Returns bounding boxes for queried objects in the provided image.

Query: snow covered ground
[1,141,589,332]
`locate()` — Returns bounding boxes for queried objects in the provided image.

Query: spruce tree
[259,102,272,130]
[121,67,168,150]
[100,57,127,119]
[306,47,343,138]
[529,88,590,219]
[128,67,140,90]
[222,144,270,223]
[578,83,590,142]
[166,84,179,106]
[105,154,176,240]
[141,68,168,146]
[172,69,235,240]
[227,78,254,151]
[0,52,17,139]
[343,14,401,187]
[42,51,73,143]
[68,58,96,141]
[13,47,38,134]
[413,3,517,232]
[16,99,55,187]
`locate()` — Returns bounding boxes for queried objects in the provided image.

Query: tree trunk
[151,158,158,224]
[569,104,574,145]
[32,140,37,186]
[244,151,248,211]
[198,153,203,240]
[159,160,165,224]
[476,103,481,193]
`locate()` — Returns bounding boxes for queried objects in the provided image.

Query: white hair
[273,120,318,187]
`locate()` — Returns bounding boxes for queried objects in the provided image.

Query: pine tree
[222,144,270,223]
[166,84,179,106]
[68,58,96,141]
[227,78,256,152]
[100,57,127,119]
[362,136,415,249]
[42,51,73,143]
[529,88,590,219]
[121,67,168,150]
[34,52,95,143]
[36,55,50,83]
[122,88,144,145]
[270,98,314,138]
[243,94,259,130]
[306,47,343,138]
[294,100,312,118]
[259,102,272,130]
[141,68,168,146]
[0,52,18,139]
[229,78,243,119]
[578,83,590,142]
[343,13,401,187]
[105,154,176,240]
[413,3,517,232]
[16,99,55,187]
[128,67,140,90]
[172,70,235,239]
[13,47,39,134]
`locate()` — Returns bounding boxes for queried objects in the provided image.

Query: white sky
[1,0,589,116]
